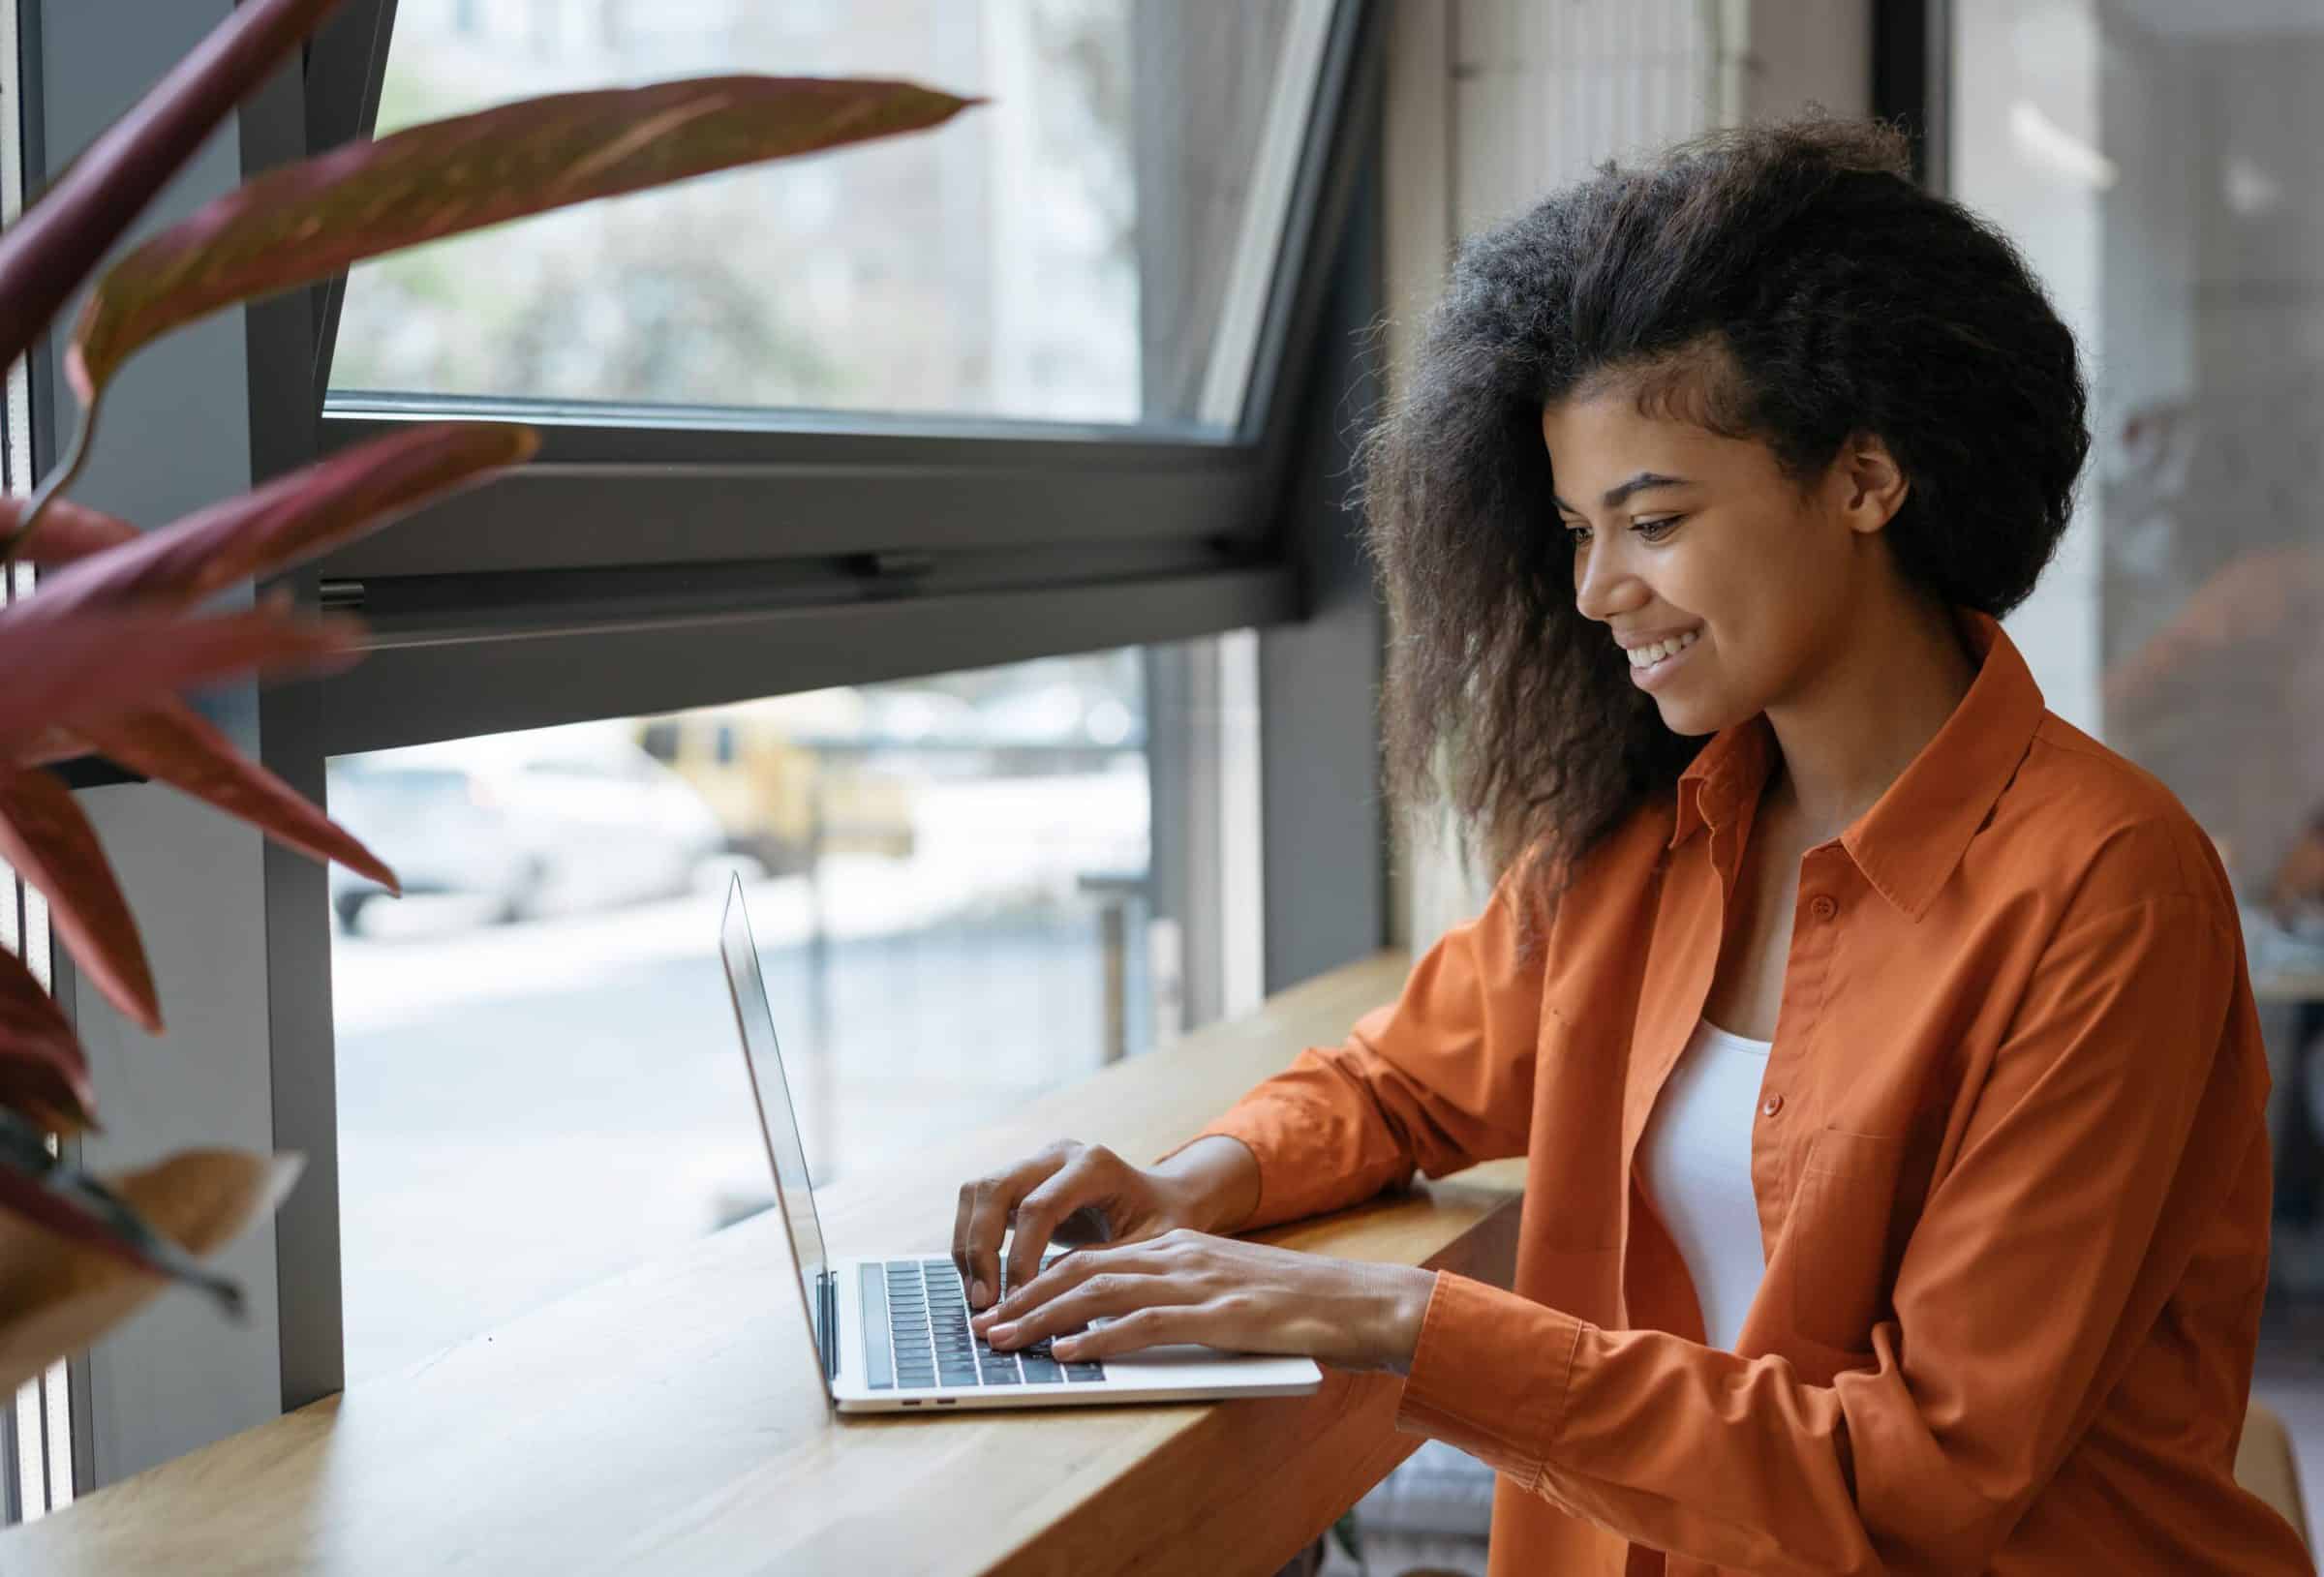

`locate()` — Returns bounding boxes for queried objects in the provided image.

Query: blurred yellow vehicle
[635,693,917,875]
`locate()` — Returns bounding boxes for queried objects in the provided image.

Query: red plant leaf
[76,700,399,893]
[13,422,536,608]
[68,74,980,407]
[13,727,87,770]
[0,494,138,566]
[0,947,97,1136]
[0,0,341,372]
[0,601,360,756]
[0,767,159,1034]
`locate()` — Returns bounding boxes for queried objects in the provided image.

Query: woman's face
[1542,383,1906,738]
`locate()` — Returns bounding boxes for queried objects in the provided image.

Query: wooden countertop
[6,951,1528,1576]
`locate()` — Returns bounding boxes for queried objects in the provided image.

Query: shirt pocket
[1788,1128,1911,1351]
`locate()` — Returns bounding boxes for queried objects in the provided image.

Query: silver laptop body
[718,878,1323,1413]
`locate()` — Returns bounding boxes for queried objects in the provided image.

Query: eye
[1563,521,1591,546]
[1631,516,1685,542]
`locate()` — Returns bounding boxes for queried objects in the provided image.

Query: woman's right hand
[951,1135,1260,1311]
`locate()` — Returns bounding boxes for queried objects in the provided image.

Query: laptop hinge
[819,1269,840,1384]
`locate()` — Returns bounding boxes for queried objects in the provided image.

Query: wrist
[1150,1135,1262,1235]
[1375,1264,1440,1376]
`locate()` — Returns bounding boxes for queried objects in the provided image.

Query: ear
[1831,433,1911,536]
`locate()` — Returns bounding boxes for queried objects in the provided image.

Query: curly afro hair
[1361,116,2090,898]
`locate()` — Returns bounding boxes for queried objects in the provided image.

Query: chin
[1650,689,1749,739]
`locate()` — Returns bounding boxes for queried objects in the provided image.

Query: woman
[952,119,2312,1574]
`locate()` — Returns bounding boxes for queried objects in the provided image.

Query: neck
[1762,594,1978,842]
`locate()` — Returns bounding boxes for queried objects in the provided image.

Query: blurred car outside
[327,721,725,934]
[634,692,920,876]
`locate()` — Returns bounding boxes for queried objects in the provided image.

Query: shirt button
[1761,1094,1785,1118]
[1809,895,1838,921]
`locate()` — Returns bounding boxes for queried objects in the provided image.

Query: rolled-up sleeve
[1159,869,1546,1230]
[1393,894,2265,1574]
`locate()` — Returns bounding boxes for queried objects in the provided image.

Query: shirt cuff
[1395,1270,1585,1486]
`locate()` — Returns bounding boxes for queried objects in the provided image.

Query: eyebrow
[1551,471,1695,514]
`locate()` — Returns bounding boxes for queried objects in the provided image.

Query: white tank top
[1637,1017,1774,1350]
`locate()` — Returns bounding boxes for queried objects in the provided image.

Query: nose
[1573,531,1646,624]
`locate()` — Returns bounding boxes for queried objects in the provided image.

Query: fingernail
[970,1279,988,1307]
[989,1322,1015,1346]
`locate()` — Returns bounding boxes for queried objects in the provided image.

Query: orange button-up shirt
[1185,616,2311,1574]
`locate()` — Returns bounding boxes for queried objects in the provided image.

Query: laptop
[719,878,1324,1413]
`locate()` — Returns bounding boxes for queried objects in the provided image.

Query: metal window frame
[1873,0,1948,193]
[252,0,1391,1409]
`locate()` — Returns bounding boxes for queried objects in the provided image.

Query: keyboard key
[1019,1356,1062,1382]
[1064,1364,1107,1382]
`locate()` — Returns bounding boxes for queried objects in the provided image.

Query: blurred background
[327,648,1160,1381]
[319,0,1288,1386]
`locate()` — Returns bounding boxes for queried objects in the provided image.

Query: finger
[951,1179,979,1284]
[973,1238,1134,1331]
[987,1263,1194,1350]
[1049,1304,1213,1362]
[963,1182,1008,1309]
[965,1151,1063,1308]
[1004,1161,1101,1300]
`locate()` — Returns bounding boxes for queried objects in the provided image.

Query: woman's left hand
[969,1227,1439,1374]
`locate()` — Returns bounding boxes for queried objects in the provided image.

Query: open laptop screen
[719,878,835,1380]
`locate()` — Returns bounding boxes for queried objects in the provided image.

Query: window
[327,643,1240,1383]
[1948,0,2324,1302]
[261,0,1380,1423]
[329,0,1336,434]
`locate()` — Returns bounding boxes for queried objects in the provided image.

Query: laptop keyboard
[867,1255,1106,1391]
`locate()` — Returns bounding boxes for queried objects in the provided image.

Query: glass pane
[1951,1,2324,1305]
[331,646,1175,1383]
[327,0,1336,432]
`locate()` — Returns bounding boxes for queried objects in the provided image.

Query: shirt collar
[1667,611,2046,920]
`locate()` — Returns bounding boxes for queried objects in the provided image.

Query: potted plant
[0,0,977,1391]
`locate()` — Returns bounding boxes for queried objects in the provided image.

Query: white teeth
[1626,629,1699,668]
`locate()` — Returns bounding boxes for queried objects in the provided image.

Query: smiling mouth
[1624,628,1699,673]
